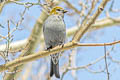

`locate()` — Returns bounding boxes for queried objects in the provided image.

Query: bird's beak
[63,10,68,13]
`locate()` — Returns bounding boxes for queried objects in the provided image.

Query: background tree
[0,0,120,80]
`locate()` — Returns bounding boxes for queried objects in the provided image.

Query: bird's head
[50,6,68,16]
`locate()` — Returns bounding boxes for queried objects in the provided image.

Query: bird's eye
[56,9,61,11]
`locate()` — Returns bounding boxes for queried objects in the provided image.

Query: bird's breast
[45,16,66,31]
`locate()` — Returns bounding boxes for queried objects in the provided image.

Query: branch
[0,39,28,52]
[0,40,120,72]
[0,17,120,52]
[0,0,21,13]
[72,0,109,41]
[63,0,81,14]
[104,45,110,80]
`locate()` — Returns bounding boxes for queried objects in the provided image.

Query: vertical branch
[6,20,10,58]
[81,0,99,25]
[70,48,77,80]
[104,43,110,80]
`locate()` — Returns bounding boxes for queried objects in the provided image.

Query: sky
[0,0,120,80]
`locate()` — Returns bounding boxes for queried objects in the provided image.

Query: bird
[43,6,67,78]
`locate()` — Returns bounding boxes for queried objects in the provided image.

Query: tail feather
[50,59,54,77]
[54,60,60,78]
[50,59,60,78]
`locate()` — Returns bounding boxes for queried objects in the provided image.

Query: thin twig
[0,7,26,42]
[108,55,120,64]
[104,43,110,80]
[85,67,104,73]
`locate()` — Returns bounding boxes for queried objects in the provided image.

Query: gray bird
[43,6,67,78]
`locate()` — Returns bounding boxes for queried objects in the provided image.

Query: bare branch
[72,0,109,41]
[0,40,120,72]
[104,44,110,80]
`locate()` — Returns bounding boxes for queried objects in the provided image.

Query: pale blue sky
[0,0,120,80]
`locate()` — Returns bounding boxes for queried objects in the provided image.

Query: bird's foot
[47,46,52,52]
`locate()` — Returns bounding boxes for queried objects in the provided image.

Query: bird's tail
[50,58,60,78]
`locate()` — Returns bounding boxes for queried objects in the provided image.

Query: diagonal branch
[72,0,109,42]
[0,40,120,72]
